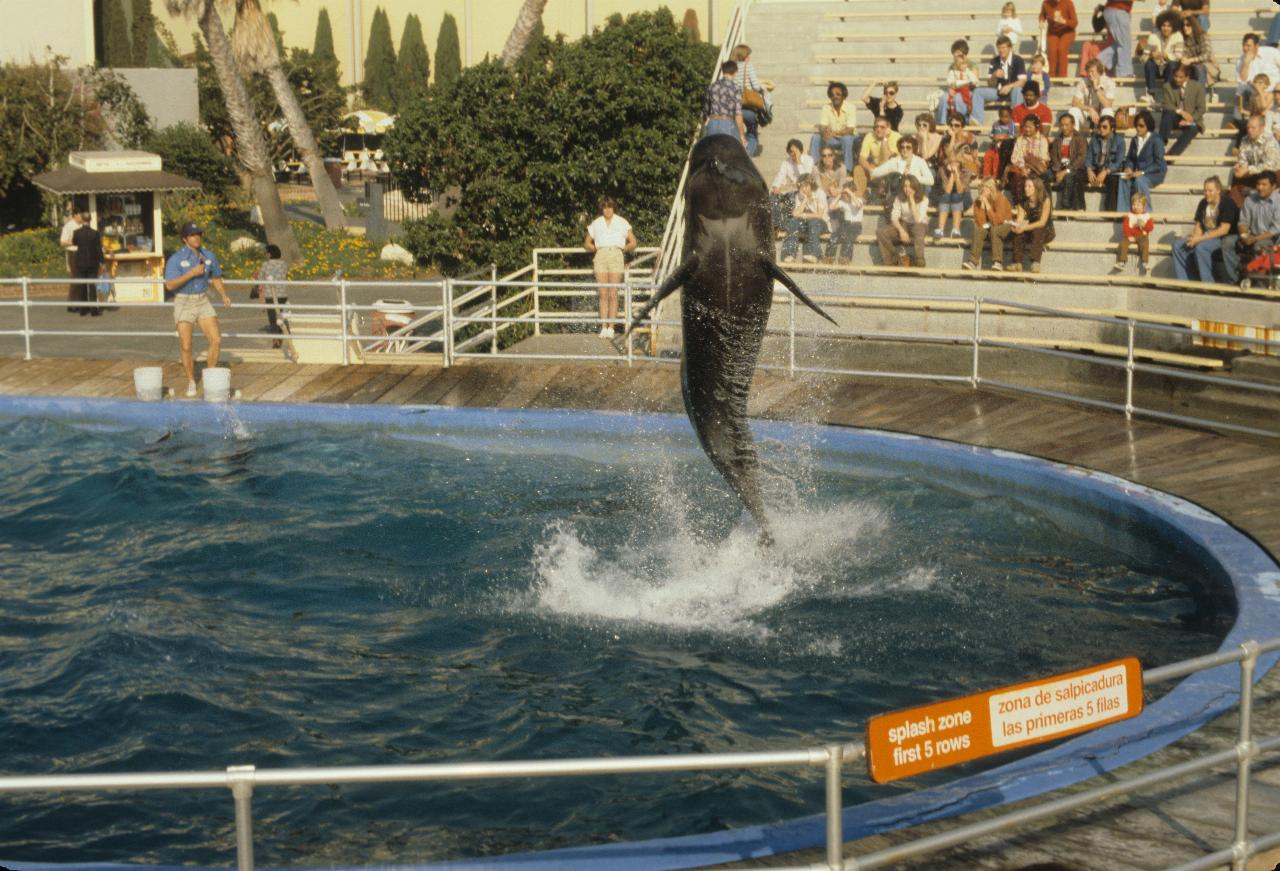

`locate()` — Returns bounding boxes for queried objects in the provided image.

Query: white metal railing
[2,274,1278,438]
[0,638,1275,871]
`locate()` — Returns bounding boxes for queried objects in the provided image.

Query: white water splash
[529,499,891,635]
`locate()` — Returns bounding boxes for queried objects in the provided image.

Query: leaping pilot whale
[629,134,836,544]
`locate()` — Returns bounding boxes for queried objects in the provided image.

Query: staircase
[739,0,1280,367]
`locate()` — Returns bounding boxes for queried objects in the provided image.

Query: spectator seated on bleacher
[1086,112,1126,209]
[1141,11,1185,103]
[1235,34,1280,119]
[1028,54,1052,103]
[1233,75,1278,146]
[1231,113,1280,205]
[914,114,944,165]
[1008,115,1051,205]
[1172,175,1238,283]
[781,174,828,263]
[810,81,858,173]
[770,139,816,229]
[871,136,937,201]
[937,40,980,125]
[862,80,905,131]
[996,2,1025,45]
[826,180,865,264]
[816,146,848,203]
[1073,60,1117,129]
[1013,81,1053,128]
[973,35,1029,123]
[1159,64,1206,156]
[964,178,1016,270]
[1116,109,1167,212]
[877,174,930,267]
[1111,191,1155,274]
[982,105,1019,179]
[1178,16,1217,86]
[934,112,978,238]
[1009,177,1056,272]
[1223,170,1280,285]
[1050,111,1088,209]
[853,116,903,200]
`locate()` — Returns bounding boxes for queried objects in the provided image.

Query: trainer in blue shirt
[164,222,231,397]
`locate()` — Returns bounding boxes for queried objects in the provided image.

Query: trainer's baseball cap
[179,222,203,238]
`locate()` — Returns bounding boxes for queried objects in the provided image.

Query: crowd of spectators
[755,0,1280,285]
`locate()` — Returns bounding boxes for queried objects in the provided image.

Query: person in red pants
[1040,0,1078,78]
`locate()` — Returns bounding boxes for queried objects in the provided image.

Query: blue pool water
[0,406,1236,867]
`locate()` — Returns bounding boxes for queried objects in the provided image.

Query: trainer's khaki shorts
[174,293,217,325]
[593,247,625,274]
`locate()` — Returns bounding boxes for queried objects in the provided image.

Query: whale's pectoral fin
[763,259,838,326]
[624,254,700,337]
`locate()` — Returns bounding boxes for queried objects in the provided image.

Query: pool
[0,397,1276,870]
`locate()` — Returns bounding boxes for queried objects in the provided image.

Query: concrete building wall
[154,0,724,91]
[116,68,199,131]
[0,0,95,66]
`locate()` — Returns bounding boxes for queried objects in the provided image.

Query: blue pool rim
[1,395,1278,871]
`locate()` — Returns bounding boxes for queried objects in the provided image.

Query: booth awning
[31,165,203,195]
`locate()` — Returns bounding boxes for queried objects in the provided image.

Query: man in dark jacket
[1159,64,1207,156]
[69,212,103,317]
[972,36,1028,124]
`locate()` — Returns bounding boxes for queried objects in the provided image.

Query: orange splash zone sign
[866,657,1144,784]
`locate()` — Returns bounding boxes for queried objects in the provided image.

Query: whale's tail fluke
[763,260,838,326]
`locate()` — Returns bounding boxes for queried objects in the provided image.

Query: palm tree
[500,0,548,66]
[165,0,301,261]
[232,0,345,229]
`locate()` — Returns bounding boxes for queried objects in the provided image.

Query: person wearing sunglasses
[934,113,977,238]
[861,80,904,131]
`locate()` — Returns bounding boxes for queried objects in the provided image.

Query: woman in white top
[583,197,638,337]
[876,174,929,267]
[770,139,817,227]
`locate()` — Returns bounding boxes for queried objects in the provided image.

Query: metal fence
[1,260,1278,437]
[0,637,1274,871]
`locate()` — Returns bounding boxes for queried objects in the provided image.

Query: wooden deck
[0,354,1277,870]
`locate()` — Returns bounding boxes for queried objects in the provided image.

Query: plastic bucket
[133,367,164,402]
[202,367,231,402]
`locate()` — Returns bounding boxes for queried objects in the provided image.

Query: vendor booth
[33,151,202,303]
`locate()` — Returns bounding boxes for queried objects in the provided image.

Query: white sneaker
[991,262,1004,271]
[932,228,944,237]
[802,254,818,263]
[1109,262,1125,275]
[185,381,197,398]
[950,228,963,238]
[1138,262,1149,276]
[598,326,611,337]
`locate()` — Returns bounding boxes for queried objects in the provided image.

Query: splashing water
[530,452,892,634]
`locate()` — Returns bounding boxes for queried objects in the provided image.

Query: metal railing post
[1231,641,1259,871]
[339,279,350,366]
[490,281,498,354]
[532,254,542,337]
[788,293,796,377]
[20,276,32,361]
[443,279,454,368]
[1124,319,1136,419]
[625,282,633,366]
[826,743,845,871]
[227,765,256,871]
[971,297,981,387]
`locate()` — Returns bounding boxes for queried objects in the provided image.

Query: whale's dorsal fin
[624,253,700,337]
[763,259,838,325]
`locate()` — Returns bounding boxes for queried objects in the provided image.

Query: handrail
[0,637,1274,871]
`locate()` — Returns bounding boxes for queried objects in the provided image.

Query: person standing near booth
[68,211,103,316]
[164,222,231,397]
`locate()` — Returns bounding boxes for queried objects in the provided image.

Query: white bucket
[133,367,164,402]
[202,367,231,402]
